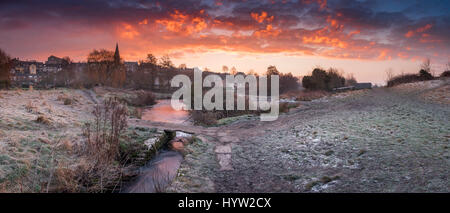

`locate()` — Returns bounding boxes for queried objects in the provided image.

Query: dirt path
[134,80,449,192]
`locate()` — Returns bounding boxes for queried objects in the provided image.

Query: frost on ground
[0,89,96,192]
[0,88,162,192]
[170,79,449,192]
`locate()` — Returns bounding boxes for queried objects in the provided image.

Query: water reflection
[141,99,189,124]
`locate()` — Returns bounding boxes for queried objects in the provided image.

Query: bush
[387,70,435,87]
[419,69,433,80]
[36,115,51,125]
[81,97,128,192]
[440,71,450,77]
[302,68,345,91]
[57,94,77,105]
[387,74,421,87]
[281,90,329,101]
[279,72,300,94]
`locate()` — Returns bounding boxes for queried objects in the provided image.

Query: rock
[144,138,158,150]
[176,131,192,138]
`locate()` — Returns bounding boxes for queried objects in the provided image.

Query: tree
[385,68,394,84]
[0,48,12,89]
[279,72,300,93]
[230,66,237,75]
[160,55,174,68]
[302,76,313,89]
[87,49,126,87]
[246,69,258,77]
[266,65,280,76]
[345,73,357,86]
[420,58,431,73]
[419,58,433,79]
[222,65,229,74]
[146,53,158,65]
[302,67,345,91]
[326,68,345,90]
[179,63,187,69]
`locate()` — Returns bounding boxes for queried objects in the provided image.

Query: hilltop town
[8,43,195,90]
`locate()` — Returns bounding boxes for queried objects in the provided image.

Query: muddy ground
[167,79,449,192]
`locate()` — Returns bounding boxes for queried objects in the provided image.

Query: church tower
[114,42,121,64]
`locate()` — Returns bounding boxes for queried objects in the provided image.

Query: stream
[122,100,191,193]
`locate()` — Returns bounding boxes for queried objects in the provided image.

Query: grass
[281,90,329,101]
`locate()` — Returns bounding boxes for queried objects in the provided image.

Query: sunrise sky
[1,0,449,84]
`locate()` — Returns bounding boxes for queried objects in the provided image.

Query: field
[0,88,162,192]
[167,79,450,192]
[1,79,449,192]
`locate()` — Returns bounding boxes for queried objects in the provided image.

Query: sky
[0,0,449,84]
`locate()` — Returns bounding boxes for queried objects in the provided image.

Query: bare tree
[420,58,433,75]
[178,63,187,69]
[87,49,126,87]
[159,55,174,68]
[230,66,237,75]
[385,68,394,84]
[146,53,158,65]
[222,65,229,74]
[246,69,258,76]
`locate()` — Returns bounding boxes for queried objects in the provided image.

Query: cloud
[0,0,448,64]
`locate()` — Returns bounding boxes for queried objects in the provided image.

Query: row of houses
[9,56,142,87]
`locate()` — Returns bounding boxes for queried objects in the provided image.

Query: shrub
[81,97,128,192]
[279,72,300,94]
[281,90,329,101]
[57,94,76,105]
[36,115,51,125]
[387,70,435,87]
[440,71,450,78]
[302,68,345,91]
[25,101,38,113]
[419,69,433,80]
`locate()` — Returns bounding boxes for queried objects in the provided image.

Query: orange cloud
[251,11,274,23]
[253,24,281,38]
[377,49,390,60]
[317,0,327,10]
[405,24,432,38]
[156,10,208,36]
[303,35,347,48]
[118,23,140,39]
[416,24,432,33]
[139,19,148,25]
[348,30,360,37]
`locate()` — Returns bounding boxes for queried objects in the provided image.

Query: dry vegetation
[0,88,162,192]
[281,90,330,101]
